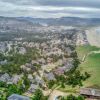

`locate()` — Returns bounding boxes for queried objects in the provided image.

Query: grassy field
[76,45,100,60]
[76,45,100,88]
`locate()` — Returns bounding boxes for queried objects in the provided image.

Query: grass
[57,85,79,93]
[76,45,100,60]
[76,45,100,88]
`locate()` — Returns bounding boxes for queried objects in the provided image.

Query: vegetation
[0,33,96,100]
[61,94,85,100]
[0,76,30,99]
[0,48,40,74]
[76,45,100,60]
[50,54,63,63]
[23,74,30,91]
[48,80,56,89]
[76,45,100,88]
[0,53,6,61]
[66,70,90,87]
[32,89,48,100]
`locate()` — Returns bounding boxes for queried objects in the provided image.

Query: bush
[32,89,48,100]
[66,70,90,87]
[62,94,85,100]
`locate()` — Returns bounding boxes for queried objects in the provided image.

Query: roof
[28,84,38,93]
[80,88,100,97]
[44,72,55,80]
[0,73,11,82]
[8,94,30,100]
[54,67,65,75]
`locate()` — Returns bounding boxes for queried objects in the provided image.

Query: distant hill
[0,16,100,33]
[16,16,100,26]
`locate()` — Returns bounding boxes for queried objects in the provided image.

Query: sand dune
[86,27,100,47]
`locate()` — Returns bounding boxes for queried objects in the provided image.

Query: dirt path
[81,50,100,63]
[48,90,68,100]
[43,88,69,100]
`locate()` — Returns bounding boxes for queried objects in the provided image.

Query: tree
[61,97,65,100]
[8,84,19,95]
[48,80,55,89]
[62,95,85,100]
[17,80,25,94]
[77,95,85,100]
[84,72,90,80]
[23,75,30,91]
[32,89,44,100]
[66,94,77,100]
[0,94,6,100]
[61,82,65,88]
[66,70,83,87]
[0,81,7,87]
[0,53,5,60]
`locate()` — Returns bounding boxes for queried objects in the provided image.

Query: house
[28,84,38,93]
[38,58,46,65]
[20,65,26,70]
[65,47,73,56]
[0,73,11,82]
[44,72,55,81]
[47,57,53,63]
[27,74,35,83]
[54,62,73,75]
[18,47,26,55]
[12,75,23,84]
[0,42,7,53]
[28,74,33,80]
[54,67,65,75]
[35,75,45,87]
[20,63,36,72]
[8,94,30,100]
[25,63,32,68]
[0,59,7,65]
[41,65,47,70]
[31,60,39,65]
[80,88,100,99]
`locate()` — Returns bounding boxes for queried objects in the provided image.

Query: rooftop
[8,94,30,100]
[80,88,100,97]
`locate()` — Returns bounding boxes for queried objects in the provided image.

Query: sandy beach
[86,27,100,47]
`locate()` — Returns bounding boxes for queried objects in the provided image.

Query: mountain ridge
[1,16,100,26]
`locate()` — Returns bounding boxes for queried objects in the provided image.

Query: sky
[0,0,100,18]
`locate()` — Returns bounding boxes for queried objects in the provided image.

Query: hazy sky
[0,0,100,18]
